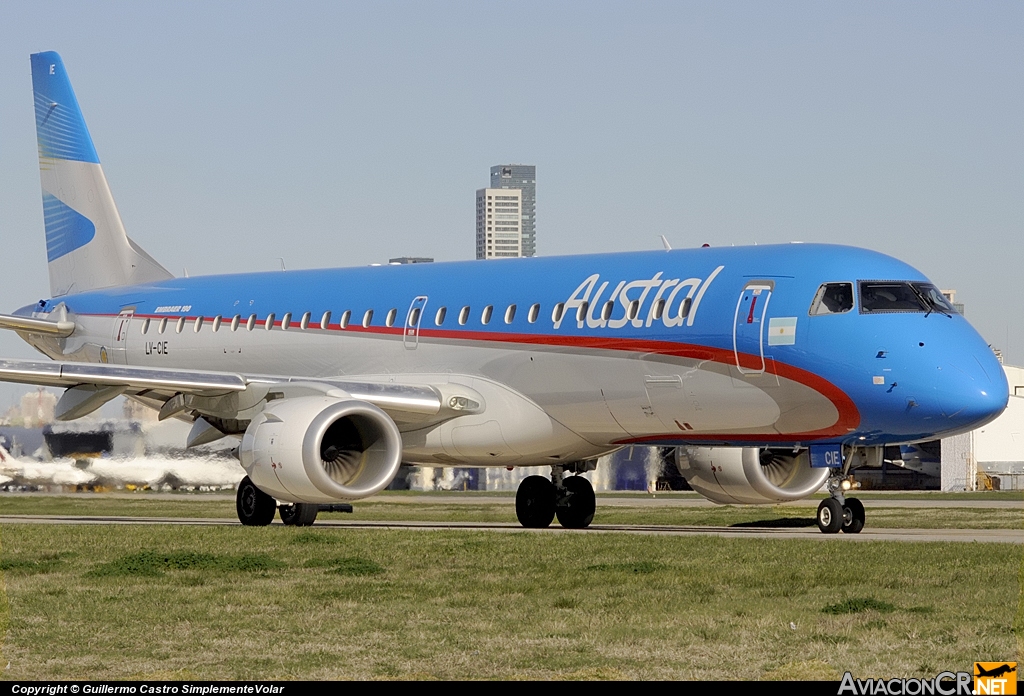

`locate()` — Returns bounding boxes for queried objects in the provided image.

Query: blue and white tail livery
[31,52,172,297]
[0,52,1008,532]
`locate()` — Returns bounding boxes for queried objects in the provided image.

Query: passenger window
[481,305,493,325]
[505,304,516,324]
[386,309,397,327]
[141,318,150,334]
[653,299,665,320]
[602,301,614,321]
[300,311,311,330]
[409,308,421,326]
[212,315,222,332]
[627,300,639,321]
[339,310,350,329]
[552,303,565,323]
[435,307,447,325]
[459,306,470,325]
[158,317,168,334]
[194,317,204,333]
[810,283,854,315]
[528,304,540,323]
[362,309,373,328]
[281,312,292,330]
[320,311,331,330]
[265,313,275,330]
[176,317,185,334]
[246,314,257,331]
[576,301,589,324]
[231,315,241,332]
[679,297,693,320]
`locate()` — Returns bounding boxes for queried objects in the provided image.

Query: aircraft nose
[931,348,1008,434]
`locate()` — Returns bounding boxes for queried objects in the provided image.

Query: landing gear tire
[236,476,276,526]
[842,498,865,534]
[279,503,319,527]
[516,475,556,528]
[816,498,844,534]
[555,476,596,529]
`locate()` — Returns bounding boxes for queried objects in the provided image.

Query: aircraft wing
[0,358,246,393]
[0,358,448,426]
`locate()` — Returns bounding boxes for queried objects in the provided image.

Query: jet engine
[240,396,403,504]
[675,447,831,504]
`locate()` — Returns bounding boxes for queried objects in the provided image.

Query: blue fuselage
[23,243,1007,452]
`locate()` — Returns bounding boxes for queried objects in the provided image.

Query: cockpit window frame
[808,281,855,316]
[858,280,955,316]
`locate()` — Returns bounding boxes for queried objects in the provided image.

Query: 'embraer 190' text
[554,266,723,330]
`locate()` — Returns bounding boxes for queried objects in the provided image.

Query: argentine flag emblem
[767,317,797,345]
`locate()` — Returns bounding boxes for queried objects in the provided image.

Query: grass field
[0,493,1021,680]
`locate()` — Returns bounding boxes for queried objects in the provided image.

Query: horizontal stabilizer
[0,313,75,337]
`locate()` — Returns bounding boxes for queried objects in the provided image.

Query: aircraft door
[733,282,773,374]
[109,308,134,364]
[403,296,428,349]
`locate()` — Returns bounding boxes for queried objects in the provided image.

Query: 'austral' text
[554,266,724,330]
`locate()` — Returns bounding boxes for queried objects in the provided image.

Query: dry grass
[0,523,1018,680]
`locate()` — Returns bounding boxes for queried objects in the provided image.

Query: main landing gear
[816,475,865,534]
[236,476,319,526]
[515,463,597,529]
[236,476,276,526]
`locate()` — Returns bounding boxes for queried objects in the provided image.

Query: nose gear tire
[842,497,865,534]
[816,498,843,534]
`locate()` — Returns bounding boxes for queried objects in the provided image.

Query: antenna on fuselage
[659,235,672,251]
[278,258,287,271]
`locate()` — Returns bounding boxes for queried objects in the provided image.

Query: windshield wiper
[911,285,952,318]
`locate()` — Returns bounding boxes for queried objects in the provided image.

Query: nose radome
[933,350,1009,433]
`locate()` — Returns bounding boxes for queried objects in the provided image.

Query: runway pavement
[1,513,1021,543]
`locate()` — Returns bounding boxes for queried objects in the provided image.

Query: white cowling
[240,396,403,504]
[675,447,831,505]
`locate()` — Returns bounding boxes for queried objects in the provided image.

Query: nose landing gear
[515,462,597,529]
[817,467,866,534]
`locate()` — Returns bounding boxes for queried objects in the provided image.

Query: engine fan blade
[321,447,367,486]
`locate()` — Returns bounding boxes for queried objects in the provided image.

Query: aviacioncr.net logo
[838,672,973,695]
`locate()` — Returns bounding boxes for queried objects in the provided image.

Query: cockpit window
[859,281,955,315]
[809,283,854,315]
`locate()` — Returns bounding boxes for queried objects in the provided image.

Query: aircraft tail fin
[30,51,173,297]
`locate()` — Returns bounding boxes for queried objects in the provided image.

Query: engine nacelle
[240,396,403,504]
[675,446,831,504]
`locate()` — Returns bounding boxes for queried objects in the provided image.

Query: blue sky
[0,1,1021,407]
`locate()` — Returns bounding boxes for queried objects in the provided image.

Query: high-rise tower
[490,164,535,257]
[476,188,522,259]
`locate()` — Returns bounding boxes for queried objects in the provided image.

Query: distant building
[123,398,158,423]
[389,257,434,265]
[20,389,56,428]
[476,188,522,259]
[490,164,536,257]
[941,289,965,316]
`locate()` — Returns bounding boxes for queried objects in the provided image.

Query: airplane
[0,51,1008,533]
[0,441,244,491]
